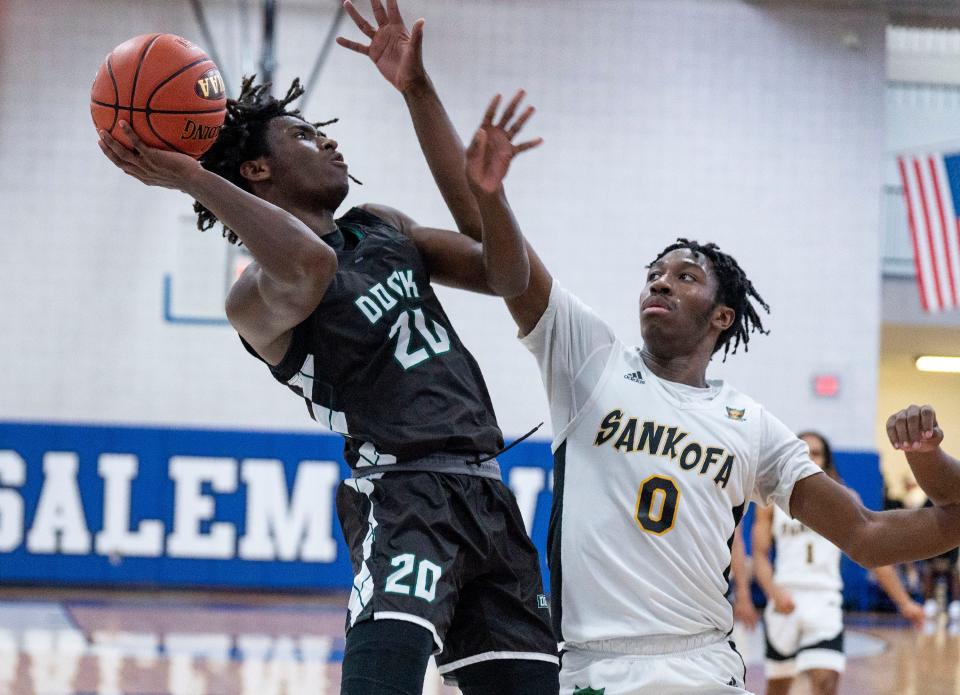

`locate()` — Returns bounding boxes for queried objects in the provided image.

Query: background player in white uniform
[753,432,924,695]
[454,137,960,694]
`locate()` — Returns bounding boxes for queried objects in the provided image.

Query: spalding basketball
[91,33,226,158]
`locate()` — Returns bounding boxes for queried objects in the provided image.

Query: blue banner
[0,421,878,606]
[0,422,553,589]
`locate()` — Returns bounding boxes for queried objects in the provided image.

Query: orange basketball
[91,33,226,158]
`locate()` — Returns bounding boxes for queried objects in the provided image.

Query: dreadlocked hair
[193,75,353,244]
[649,238,770,360]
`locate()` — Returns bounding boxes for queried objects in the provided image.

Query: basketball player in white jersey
[753,431,924,695]
[344,19,960,685]
[450,128,960,693]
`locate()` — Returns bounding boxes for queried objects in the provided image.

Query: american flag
[897,152,960,312]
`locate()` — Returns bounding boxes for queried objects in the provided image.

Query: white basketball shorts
[763,588,845,679]
[560,631,752,694]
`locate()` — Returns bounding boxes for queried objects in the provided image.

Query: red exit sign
[813,374,840,398]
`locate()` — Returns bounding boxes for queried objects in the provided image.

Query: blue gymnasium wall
[0,421,879,608]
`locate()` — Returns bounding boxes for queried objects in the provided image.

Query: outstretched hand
[886,404,944,453]
[465,91,543,196]
[771,586,796,614]
[899,599,926,630]
[97,122,202,190]
[336,0,426,94]
[732,598,759,630]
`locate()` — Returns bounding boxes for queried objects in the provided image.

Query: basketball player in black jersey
[96,2,558,693]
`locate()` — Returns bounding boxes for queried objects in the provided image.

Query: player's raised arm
[460,92,543,297]
[97,122,337,363]
[337,0,556,312]
[336,0,508,293]
[886,405,960,506]
[789,471,960,568]
[356,92,541,298]
[459,92,552,330]
[337,0,482,239]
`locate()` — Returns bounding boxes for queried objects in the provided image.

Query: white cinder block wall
[0,0,885,449]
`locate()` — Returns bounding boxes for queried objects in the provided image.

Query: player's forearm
[472,188,530,297]
[185,168,336,285]
[850,505,960,568]
[733,577,752,605]
[731,560,752,601]
[752,553,778,599]
[730,530,751,599]
[904,447,960,505]
[873,565,913,610]
[403,79,483,241]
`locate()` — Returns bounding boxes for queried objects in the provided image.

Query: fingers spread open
[482,94,501,127]
[497,89,525,129]
[514,137,544,154]
[369,0,388,26]
[344,1,377,37]
[410,17,425,55]
[336,36,370,54]
[466,128,485,160]
[386,0,404,24]
[506,105,535,139]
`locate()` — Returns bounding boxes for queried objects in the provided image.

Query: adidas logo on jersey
[623,371,645,383]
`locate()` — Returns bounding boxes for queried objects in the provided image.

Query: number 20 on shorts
[635,474,681,535]
[384,553,442,602]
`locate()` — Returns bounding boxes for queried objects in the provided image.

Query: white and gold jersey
[521,282,821,646]
[772,504,842,592]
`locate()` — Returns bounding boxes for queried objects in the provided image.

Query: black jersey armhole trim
[547,440,567,642]
[237,315,311,384]
[339,206,391,231]
[722,501,747,584]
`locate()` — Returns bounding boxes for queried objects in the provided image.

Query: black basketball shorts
[336,470,559,680]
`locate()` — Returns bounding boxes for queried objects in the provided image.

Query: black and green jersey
[242,207,504,469]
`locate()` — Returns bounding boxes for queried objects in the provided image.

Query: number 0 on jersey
[635,475,681,535]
